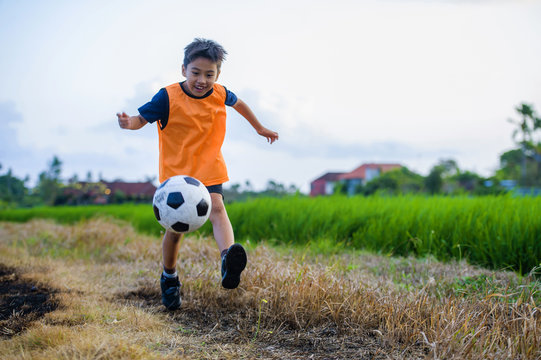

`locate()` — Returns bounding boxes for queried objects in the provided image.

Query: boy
[117,38,278,310]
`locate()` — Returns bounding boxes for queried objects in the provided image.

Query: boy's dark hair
[183,38,227,69]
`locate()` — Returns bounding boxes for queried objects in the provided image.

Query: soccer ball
[152,175,212,233]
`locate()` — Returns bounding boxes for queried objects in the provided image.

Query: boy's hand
[257,127,279,144]
[117,112,147,130]
[117,112,131,129]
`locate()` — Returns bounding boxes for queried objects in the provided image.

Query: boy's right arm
[117,112,148,130]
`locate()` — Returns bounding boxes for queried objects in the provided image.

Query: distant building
[310,172,344,196]
[61,180,156,205]
[310,163,402,196]
[102,181,156,199]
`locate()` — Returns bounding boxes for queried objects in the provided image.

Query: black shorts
[206,184,224,199]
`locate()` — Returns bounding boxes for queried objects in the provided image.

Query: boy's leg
[208,192,234,252]
[162,230,183,270]
[208,192,247,289]
[160,230,183,310]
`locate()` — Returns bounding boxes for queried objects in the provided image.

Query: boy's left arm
[233,99,279,144]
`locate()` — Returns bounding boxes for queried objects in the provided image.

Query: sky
[1,0,540,192]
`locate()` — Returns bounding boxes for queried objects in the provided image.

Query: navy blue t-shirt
[138,82,237,128]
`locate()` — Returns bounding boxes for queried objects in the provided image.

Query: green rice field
[1,195,540,274]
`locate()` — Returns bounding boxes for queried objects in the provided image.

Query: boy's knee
[209,195,227,222]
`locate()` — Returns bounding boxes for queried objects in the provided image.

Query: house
[310,172,344,196]
[310,163,402,196]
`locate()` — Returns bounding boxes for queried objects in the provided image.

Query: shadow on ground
[0,264,60,338]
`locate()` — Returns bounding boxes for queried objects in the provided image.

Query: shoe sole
[222,244,247,289]
[164,303,180,311]
[162,293,181,310]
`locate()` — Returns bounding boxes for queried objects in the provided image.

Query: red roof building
[310,163,402,196]
[310,172,344,196]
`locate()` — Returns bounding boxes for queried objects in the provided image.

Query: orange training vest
[158,83,229,186]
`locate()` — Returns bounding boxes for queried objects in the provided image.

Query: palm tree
[509,103,541,186]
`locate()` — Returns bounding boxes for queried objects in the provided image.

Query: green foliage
[510,103,541,147]
[361,167,424,195]
[498,144,541,187]
[446,273,541,304]
[223,180,301,203]
[0,165,29,207]
[35,156,64,206]
[507,103,541,186]
[363,173,399,195]
[109,189,127,204]
[354,163,495,196]
[424,159,461,194]
[424,166,443,194]
[450,171,481,190]
[497,148,523,181]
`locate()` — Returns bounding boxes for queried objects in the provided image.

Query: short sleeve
[138,88,169,124]
[223,86,238,106]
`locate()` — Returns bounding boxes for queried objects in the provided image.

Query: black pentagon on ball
[196,198,209,217]
[167,192,185,209]
[184,176,200,186]
[157,178,170,190]
[153,205,161,221]
[171,221,189,232]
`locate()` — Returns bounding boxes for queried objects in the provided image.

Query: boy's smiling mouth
[194,84,206,93]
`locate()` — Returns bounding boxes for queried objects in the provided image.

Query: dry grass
[0,219,539,359]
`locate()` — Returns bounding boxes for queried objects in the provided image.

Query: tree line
[1,156,66,208]
[0,156,300,208]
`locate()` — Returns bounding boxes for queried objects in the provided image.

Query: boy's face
[181,57,220,97]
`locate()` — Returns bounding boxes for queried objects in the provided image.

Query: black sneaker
[160,274,181,310]
[221,243,247,289]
